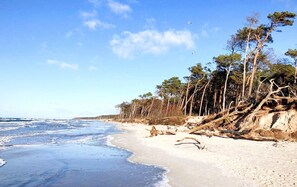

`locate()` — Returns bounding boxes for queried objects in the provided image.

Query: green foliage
[270,63,294,77]
[268,11,296,27]
[285,49,297,63]
[139,92,153,99]
[187,63,206,80]
[214,53,242,71]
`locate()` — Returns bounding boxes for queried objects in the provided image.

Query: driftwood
[149,125,176,137]
[161,131,176,135]
[188,104,253,134]
[150,126,158,137]
[176,137,205,149]
[221,129,251,136]
[246,80,289,123]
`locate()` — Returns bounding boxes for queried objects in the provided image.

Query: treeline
[116,11,297,120]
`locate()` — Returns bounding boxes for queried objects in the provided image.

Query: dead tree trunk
[165,98,170,116]
[222,65,231,111]
[248,50,260,96]
[199,78,211,116]
[147,98,155,117]
[184,74,192,115]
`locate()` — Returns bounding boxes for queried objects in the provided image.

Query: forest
[114,11,297,141]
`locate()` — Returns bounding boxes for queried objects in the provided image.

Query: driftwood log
[150,126,158,137]
[149,125,176,137]
[175,137,205,150]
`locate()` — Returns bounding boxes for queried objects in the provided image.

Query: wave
[0,126,22,132]
[0,118,33,123]
[0,158,6,168]
[0,136,13,146]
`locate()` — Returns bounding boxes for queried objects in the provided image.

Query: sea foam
[0,158,6,168]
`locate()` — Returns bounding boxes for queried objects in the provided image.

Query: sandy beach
[110,123,297,187]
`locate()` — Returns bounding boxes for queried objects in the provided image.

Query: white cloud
[110,29,196,58]
[80,10,97,19]
[107,0,131,17]
[84,19,115,30]
[84,20,98,30]
[47,59,78,70]
[80,10,115,30]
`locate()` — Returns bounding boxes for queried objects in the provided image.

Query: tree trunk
[199,78,211,116]
[242,52,248,98]
[242,29,252,99]
[223,66,231,111]
[183,77,205,115]
[218,85,223,110]
[294,62,297,84]
[189,82,199,116]
[189,95,194,116]
[248,50,260,96]
[247,25,274,97]
[184,75,192,115]
[159,98,164,117]
[213,90,217,112]
[178,97,185,110]
[165,98,170,116]
[140,105,144,118]
[148,98,155,117]
[204,98,208,116]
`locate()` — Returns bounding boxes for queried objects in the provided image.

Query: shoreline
[109,122,297,187]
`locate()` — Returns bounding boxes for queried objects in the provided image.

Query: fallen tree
[187,80,297,142]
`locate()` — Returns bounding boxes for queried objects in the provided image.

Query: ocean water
[0,118,166,187]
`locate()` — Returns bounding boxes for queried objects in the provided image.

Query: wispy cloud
[65,31,73,38]
[84,19,115,30]
[107,0,131,17]
[211,27,221,33]
[41,42,48,51]
[80,10,97,19]
[200,23,221,38]
[80,10,115,30]
[110,29,196,58]
[87,0,101,7]
[88,65,97,71]
[144,18,156,29]
[47,59,78,70]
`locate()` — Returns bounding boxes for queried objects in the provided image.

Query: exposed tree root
[187,80,297,142]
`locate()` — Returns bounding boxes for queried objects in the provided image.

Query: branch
[176,137,205,150]
[188,104,254,134]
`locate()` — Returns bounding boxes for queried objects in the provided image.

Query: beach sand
[110,123,297,187]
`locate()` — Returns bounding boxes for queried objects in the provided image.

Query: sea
[0,118,167,187]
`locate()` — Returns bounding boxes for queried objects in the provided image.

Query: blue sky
[0,0,296,119]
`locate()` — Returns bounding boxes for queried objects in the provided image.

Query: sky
[0,0,296,119]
